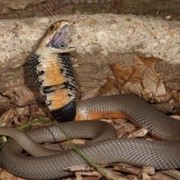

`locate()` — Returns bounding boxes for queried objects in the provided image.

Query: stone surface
[0,14,179,71]
[0,0,46,10]
[0,14,179,112]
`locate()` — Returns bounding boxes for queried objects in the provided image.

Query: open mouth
[47,24,69,49]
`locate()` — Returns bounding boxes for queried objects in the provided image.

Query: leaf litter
[0,54,180,180]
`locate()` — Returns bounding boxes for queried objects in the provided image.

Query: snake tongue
[47,25,69,49]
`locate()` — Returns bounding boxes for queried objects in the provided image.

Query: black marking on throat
[28,53,42,86]
[58,53,76,101]
[51,101,76,122]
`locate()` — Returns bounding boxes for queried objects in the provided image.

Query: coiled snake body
[0,21,180,180]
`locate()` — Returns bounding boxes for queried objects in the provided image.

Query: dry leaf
[2,86,36,106]
[114,164,141,176]
[122,82,143,96]
[134,54,161,69]
[171,90,180,103]
[162,170,180,179]
[153,102,180,114]
[128,128,148,139]
[142,67,166,97]
[108,54,172,103]
[98,75,118,95]
[0,169,25,180]
[75,171,100,180]
[110,63,134,90]
[128,69,143,84]
[0,104,45,126]
[141,166,156,176]
[116,123,136,138]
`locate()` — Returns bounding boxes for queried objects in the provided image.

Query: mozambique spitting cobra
[0,20,180,180]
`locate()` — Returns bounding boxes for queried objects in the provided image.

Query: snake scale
[0,20,179,180]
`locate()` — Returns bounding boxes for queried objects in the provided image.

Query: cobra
[0,20,179,180]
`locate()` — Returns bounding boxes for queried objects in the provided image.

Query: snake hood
[29,20,77,122]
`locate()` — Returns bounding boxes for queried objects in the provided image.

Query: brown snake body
[0,21,180,179]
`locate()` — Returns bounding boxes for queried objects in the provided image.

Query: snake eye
[50,24,55,31]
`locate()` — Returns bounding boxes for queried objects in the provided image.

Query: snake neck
[29,51,76,122]
[29,21,76,122]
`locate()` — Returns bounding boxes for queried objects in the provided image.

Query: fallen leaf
[142,67,166,97]
[122,82,143,96]
[108,54,174,103]
[116,123,136,138]
[98,75,118,96]
[0,169,25,180]
[128,128,148,139]
[110,63,134,90]
[2,86,36,106]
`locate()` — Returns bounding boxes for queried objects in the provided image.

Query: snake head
[36,20,75,54]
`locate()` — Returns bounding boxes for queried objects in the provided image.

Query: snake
[0,20,179,180]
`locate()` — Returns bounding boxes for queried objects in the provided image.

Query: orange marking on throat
[46,89,71,111]
[44,65,64,86]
